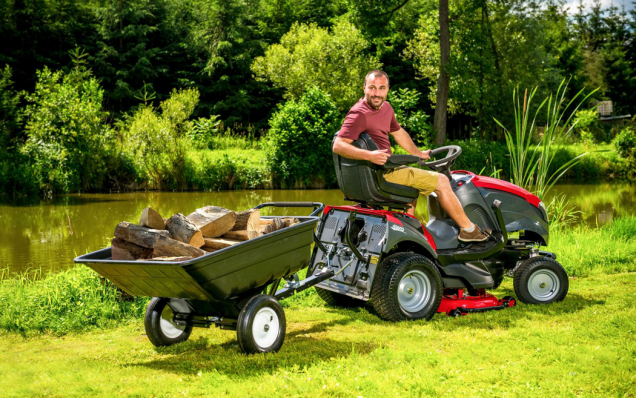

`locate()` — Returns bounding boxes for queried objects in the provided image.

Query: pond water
[1,183,635,275]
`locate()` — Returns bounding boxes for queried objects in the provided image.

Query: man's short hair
[364,70,390,86]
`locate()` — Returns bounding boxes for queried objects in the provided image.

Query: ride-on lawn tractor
[310,133,568,320]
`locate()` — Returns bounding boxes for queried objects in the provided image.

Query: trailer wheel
[315,287,365,307]
[237,295,286,354]
[514,257,569,304]
[144,297,192,347]
[372,253,442,322]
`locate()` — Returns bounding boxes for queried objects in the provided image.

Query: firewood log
[152,235,206,258]
[111,238,153,260]
[203,237,242,250]
[232,209,261,232]
[139,207,165,230]
[261,218,285,234]
[260,218,274,226]
[114,222,171,248]
[282,217,301,227]
[165,213,205,247]
[221,230,260,241]
[186,206,236,238]
[139,256,193,262]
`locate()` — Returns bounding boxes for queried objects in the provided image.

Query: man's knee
[435,174,450,193]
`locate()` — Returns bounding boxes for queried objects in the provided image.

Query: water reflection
[0,183,634,275]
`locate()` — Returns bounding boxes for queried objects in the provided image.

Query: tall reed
[495,80,598,201]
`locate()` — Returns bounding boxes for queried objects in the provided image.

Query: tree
[252,19,381,111]
[434,0,450,145]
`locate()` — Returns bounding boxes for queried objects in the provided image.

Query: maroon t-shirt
[338,98,401,154]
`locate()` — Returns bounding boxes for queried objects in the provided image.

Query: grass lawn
[1,273,635,397]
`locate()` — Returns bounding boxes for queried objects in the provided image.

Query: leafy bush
[265,87,341,187]
[20,66,112,193]
[612,127,636,158]
[119,88,199,189]
[187,115,222,149]
[389,88,433,147]
[448,139,508,179]
[252,19,380,111]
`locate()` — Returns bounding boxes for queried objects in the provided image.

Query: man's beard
[366,95,385,109]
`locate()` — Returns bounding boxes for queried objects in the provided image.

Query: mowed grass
[1,274,635,397]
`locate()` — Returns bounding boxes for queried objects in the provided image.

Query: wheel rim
[159,304,186,339]
[397,270,431,313]
[527,269,561,301]
[252,307,280,348]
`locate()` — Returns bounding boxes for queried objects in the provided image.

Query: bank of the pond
[2,216,635,335]
[1,272,635,397]
[183,142,630,192]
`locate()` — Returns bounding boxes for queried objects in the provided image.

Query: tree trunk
[434,0,450,145]
[165,213,205,247]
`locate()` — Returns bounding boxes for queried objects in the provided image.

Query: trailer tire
[237,295,286,354]
[315,287,365,307]
[372,252,442,322]
[514,257,568,304]
[144,297,192,347]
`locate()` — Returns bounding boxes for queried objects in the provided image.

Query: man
[332,70,489,242]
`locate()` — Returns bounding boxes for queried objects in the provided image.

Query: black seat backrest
[332,133,419,206]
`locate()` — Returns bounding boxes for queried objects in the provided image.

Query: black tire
[513,257,569,304]
[144,297,193,347]
[237,295,286,354]
[371,252,443,322]
[315,287,365,307]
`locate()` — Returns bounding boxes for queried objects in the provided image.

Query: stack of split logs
[111,206,300,261]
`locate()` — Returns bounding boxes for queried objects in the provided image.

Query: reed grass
[0,266,147,335]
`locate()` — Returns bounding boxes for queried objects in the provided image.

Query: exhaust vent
[324,217,338,230]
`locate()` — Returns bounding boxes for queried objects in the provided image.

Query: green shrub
[0,266,147,334]
[389,88,433,147]
[612,127,636,158]
[20,66,113,193]
[185,151,270,190]
[266,87,341,187]
[448,139,508,179]
[119,88,199,189]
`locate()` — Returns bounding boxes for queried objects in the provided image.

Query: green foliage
[0,266,147,334]
[612,127,636,158]
[388,88,433,147]
[186,151,270,190]
[119,88,199,189]
[265,87,340,187]
[252,19,381,111]
[547,193,582,230]
[21,64,113,193]
[495,80,597,201]
[447,139,508,179]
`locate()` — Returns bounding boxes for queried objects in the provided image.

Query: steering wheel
[419,145,462,168]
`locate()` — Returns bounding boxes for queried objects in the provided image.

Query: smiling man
[332,70,490,242]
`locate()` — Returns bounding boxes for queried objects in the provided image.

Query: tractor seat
[332,133,419,209]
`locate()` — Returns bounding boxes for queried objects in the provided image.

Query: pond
[1,183,635,275]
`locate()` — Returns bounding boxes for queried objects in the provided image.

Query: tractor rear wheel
[372,253,442,322]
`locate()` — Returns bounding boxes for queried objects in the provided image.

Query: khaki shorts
[383,166,439,196]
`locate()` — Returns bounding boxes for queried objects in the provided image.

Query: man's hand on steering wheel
[418,149,431,161]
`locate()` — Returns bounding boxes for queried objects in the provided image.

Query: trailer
[74,202,333,354]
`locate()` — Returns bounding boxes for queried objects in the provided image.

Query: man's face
[363,75,389,109]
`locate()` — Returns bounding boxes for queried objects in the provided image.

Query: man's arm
[333,136,391,165]
[390,128,431,160]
